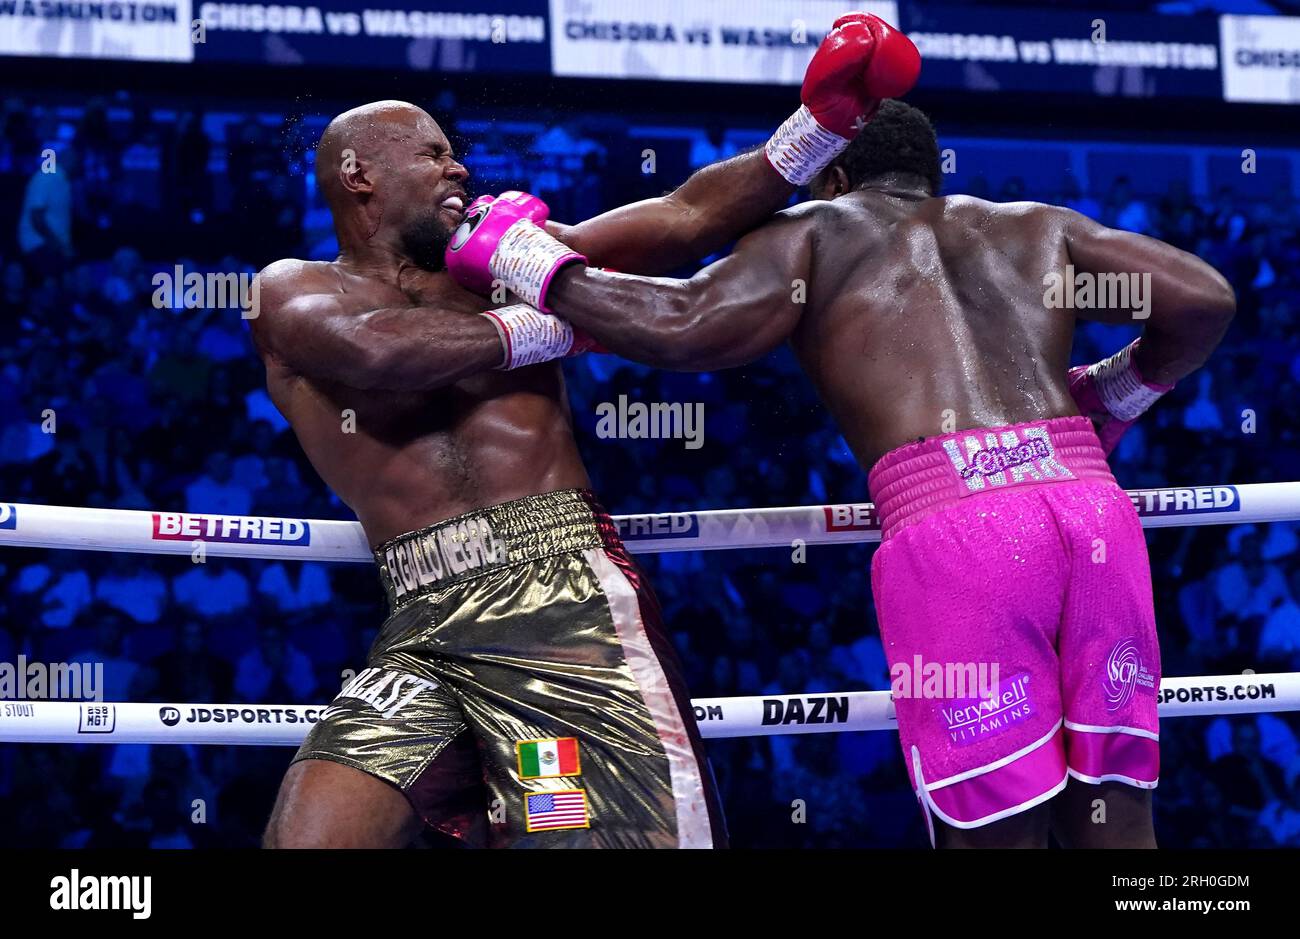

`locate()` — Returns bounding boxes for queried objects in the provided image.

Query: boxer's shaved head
[316,100,423,205]
[317,99,470,269]
[812,100,942,200]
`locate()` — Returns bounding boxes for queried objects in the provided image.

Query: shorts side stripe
[925,720,1064,790]
[1063,719,1159,740]
[583,547,713,849]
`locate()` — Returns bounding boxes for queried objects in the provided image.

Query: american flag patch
[524,789,590,833]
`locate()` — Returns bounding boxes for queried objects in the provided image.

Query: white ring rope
[0,482,1296,561]
[1,673,1297,745]
[2,486,1296,746]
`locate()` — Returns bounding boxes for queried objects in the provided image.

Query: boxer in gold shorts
[294,490,714,847]
[252,22,906,847]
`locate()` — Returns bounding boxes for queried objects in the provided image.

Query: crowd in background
[1,92,1298,848]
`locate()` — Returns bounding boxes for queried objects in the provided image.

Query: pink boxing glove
[1068,339,1174,455]
[445,190,586,311]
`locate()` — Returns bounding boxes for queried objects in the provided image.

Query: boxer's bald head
[317,100,469,269]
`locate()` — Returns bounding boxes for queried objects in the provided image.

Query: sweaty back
[791,192,1082,469]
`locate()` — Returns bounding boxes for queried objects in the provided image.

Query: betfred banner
[549,0,899,85]
[904,4,1220,99]
[1220,14,1300,104]
[0,0,195,61]
[190,0,549,71]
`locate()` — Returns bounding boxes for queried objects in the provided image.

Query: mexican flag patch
[517,738,581,779]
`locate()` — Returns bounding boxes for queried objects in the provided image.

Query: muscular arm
[544,13,921,275]
[253,265,502,391]
[546,150,793,275]
[1063,211,1236,385]
[545,207,816,371]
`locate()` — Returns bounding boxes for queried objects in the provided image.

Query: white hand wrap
[488,221,585,311]
[481,303,575,370]
[1087,340,1172,422]
[764,105,853,186]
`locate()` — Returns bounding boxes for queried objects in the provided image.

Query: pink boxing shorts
[867,416,1160,841]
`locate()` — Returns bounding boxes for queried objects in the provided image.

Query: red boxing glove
[805,13,921,137]
[766,13,921,186]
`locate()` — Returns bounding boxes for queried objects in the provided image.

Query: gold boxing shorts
[293,489,723,848]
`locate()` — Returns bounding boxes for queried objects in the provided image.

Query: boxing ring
[2,481,1300,747]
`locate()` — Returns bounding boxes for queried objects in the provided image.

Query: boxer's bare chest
[261,263,587,544]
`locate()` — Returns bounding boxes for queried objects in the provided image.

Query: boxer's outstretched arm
[545,150,793,276]
[252,264,502,391]
[1063,211,1236,386]
[546,207,817,370]
[542,14,922,275]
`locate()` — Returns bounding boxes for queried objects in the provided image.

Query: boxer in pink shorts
[869,416,1161,843]
[451,100,1236,847]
